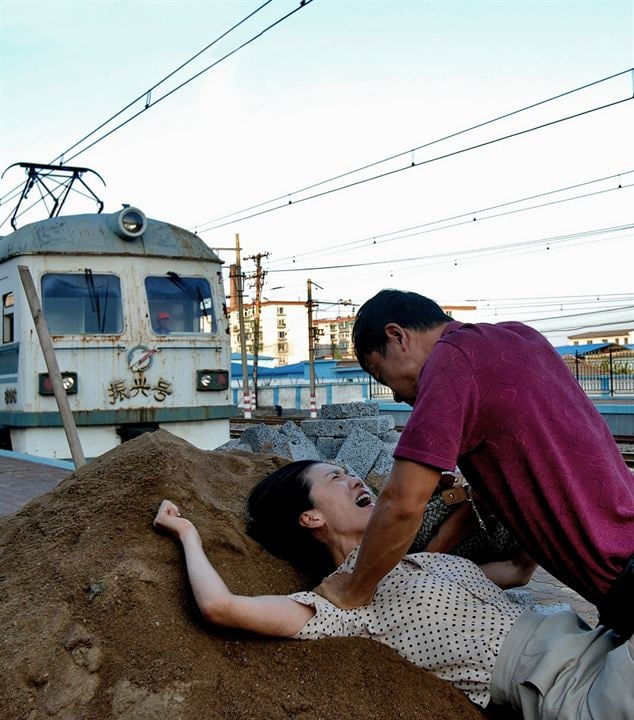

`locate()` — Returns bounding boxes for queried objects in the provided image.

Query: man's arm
[422,502,480,553]
[315,459,440,608]
[154,500,314,637]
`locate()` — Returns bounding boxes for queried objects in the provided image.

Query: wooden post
[18,265,86,468]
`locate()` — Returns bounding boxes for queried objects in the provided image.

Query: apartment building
[314,315,356,360]
[228,301,307,366]
[229,300,476,366]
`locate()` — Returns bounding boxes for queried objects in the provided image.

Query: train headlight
[196,370,229,391]
[110,206,147,240]
[38,372,78,395]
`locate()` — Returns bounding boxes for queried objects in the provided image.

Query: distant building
[228,290,476,366]
[568,328,634,346]
[314,315,356,360]
[228,300,307,366]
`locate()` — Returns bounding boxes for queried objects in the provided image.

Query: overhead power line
[0,0,313,211]
[469,292,634,303]
[194,67,634,232]
[537,317,634,333]
[57,0,277,167]
[266,171,633,267]
[518,304,634,324]
[473,296,634,313]
[265,223,634,273]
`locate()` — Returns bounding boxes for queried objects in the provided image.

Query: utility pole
[306,279,318,418]
[245,251,270,411]
[233,234,251,419]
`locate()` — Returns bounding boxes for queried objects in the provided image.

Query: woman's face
[304,463,375,535]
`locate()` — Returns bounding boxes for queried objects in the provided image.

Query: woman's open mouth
[355,491,373,508]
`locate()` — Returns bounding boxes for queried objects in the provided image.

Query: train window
[41,273,123,334]
[2,293,14,344]
[145,275,216,335]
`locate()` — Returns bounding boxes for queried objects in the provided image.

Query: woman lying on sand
[153,460,633,720]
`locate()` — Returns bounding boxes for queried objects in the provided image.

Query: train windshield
[41,272,123,334]
[145,275,216,335]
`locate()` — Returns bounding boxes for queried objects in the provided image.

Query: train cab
[0,205,233,459]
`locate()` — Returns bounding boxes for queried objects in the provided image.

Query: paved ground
[0,455,72,518]
[0,455,598,625]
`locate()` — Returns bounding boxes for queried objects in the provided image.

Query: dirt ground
[0,430,488,720]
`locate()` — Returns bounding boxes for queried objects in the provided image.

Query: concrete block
[240,424,292,458]
[320,402,379,419]
[335,426,384,480]
[380,430,401,443]
[332,438,345,455]
[366,443,397,493]
[301,416,394,438]
[279,420,322,461]
[316,437,335,459]
[214,439,254,453]
[370,443,397,477]
[279,421,305,442]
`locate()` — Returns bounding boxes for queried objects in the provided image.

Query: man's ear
[299,510,325,530]
[385,323,407,347]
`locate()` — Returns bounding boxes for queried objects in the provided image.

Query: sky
[1,0,633,345]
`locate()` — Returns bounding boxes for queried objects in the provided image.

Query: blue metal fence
[369,349,634,399]
[564,348,634,396]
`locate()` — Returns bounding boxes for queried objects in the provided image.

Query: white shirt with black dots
[290,550,524,707]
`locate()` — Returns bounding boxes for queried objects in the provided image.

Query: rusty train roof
[0,211,222,263]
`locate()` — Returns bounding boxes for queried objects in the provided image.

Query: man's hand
[313,571,375,609]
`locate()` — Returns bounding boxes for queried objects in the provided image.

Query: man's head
[353,289,452,404]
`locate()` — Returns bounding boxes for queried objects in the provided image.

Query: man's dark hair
[246,460,334,580]
[353,289,452,369]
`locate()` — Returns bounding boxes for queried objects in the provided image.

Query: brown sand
[0,430,486,720]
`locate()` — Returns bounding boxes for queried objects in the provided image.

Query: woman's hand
[153,499,196,540]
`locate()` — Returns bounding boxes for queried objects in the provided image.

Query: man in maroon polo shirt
[316,289,634,638]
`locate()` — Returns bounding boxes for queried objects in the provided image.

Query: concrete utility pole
[233,234,251,419]
[306,279,318,418]
[244,251,270,411]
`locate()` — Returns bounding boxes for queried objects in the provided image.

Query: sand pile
[0,430,484,720]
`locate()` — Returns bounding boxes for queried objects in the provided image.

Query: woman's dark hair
[246,460,334,578]
[353,289,452,370]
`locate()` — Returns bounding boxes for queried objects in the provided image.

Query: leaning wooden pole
[18,265,86,468]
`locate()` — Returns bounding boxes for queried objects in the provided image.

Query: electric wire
[54,0,275,166]
[503,304,634,324]
[248,228,633,304]
[0,0,275,209]
[0,0,312,212]
[384,232,633,283]
[474,297,634,313]
[197,96,633,232]
[266,175,633,267]
[194,67,634,232]
[63,0,314,165]
[265,224,633,273]
[534,317,634,333]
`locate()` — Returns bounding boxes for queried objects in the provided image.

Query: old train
[0,204,233,459]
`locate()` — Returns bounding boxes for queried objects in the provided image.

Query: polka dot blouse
[290,550,524,707]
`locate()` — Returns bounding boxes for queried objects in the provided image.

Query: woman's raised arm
[153,500,314,637]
